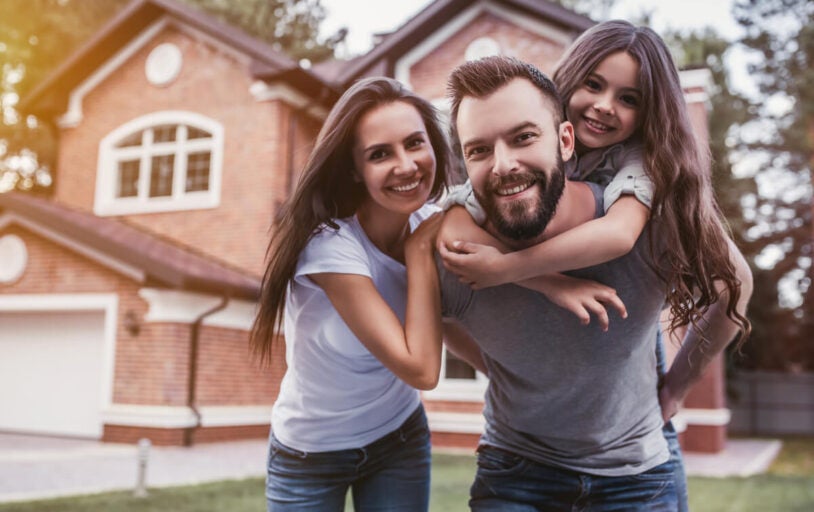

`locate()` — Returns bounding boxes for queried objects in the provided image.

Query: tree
[729,0,814,370]
[0,0,345,193]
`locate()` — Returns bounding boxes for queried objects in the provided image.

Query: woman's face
[352,101,436,217]
[566,50,642,154]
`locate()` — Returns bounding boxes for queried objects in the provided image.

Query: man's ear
[558,121,575,162]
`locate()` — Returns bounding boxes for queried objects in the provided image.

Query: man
[436,56,752,510]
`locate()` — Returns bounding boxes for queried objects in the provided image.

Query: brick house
[0,0,727,451]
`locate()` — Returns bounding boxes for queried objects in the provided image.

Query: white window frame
[423,348,488,402]
[95,111,224,216]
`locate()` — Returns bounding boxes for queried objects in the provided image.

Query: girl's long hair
[250,77,451,364]
[553,20,750,346]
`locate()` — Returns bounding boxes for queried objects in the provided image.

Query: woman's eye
[369,149,388,160]
[406,138,425,149]
[584,78,601,91]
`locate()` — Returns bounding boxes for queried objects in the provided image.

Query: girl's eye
[620,94,640,107]
[584,78,601,91]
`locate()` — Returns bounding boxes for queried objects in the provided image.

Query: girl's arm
[309,214,444,390]
[659,238,753,422]
[438,206,627,330]
[442,196,649,288]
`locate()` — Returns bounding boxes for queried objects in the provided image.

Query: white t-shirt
[270,205,437,452]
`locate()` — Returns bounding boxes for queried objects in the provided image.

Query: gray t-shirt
[439,217,670,476]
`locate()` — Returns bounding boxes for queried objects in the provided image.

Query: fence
[728,371,814,436]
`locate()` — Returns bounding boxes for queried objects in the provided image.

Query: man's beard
[474,154,565,241]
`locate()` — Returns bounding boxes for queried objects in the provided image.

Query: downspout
[184,295,229,446]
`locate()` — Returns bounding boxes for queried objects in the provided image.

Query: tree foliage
[0,0,344,193]
[729,0,814,370]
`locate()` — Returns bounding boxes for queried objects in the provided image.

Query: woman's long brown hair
[250,77,451,365]
[553,20,750,347]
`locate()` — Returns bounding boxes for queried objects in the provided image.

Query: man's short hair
[446,56,563,152]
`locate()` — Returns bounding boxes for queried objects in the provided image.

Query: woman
[251,77,456,511]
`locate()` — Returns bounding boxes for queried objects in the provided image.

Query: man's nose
[492,142,518,176]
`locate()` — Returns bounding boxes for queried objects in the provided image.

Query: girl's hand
[438,241,512,289]
[658,377,682,424]
[521,274,627,332]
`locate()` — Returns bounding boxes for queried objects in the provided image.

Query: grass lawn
[1,439,812,511]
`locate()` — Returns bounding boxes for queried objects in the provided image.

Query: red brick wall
[409,11,570,101]
[196,327,282,406]
[54,26,320,276]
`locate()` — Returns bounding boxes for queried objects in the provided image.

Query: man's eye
[465,147,488,159]
[515,132,535,143]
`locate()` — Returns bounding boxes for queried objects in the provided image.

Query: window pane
[116,160,140,197]
[185,152,211,192]
[186,126,211,140]
[153,125,177,143]
[445,351,477,380]
[116,131,143,148]
[149,155,174,197]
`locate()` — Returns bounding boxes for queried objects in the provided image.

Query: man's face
[456,78,573,241]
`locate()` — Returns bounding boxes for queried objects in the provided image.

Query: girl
[251,77,459,511]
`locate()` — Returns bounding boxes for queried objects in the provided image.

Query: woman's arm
[309,214,444,390]
[442,196,649,288]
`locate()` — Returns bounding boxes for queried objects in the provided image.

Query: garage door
[0,310,107,438]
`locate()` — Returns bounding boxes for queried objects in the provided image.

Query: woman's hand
[520,273,627,332]
[405,212,443,258]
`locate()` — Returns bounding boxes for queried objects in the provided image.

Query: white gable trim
[0,212,145,282]
[249,81,328,119]
[57,16,256,129]
[395,0,573,89]
[59,18,171,128]
[0,293,119,421]
[138,287,256,330]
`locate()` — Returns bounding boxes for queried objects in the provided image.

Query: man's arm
[659,238,753,421]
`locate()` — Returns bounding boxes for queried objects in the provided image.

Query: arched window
[95,111,224,215]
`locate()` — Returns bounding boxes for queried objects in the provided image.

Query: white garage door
[0,310,107,438]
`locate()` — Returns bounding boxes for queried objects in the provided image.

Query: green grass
[2,440,813,512]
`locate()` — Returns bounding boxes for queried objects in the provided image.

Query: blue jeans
[656,331,689,512]
[265,405,431,511]
[469,445,678,511]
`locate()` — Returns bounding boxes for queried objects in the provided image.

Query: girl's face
[352,101,436,217]
[566,51,642,153]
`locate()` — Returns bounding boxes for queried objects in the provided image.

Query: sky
[320,0,743,55]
